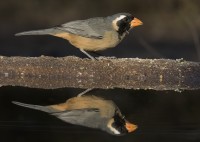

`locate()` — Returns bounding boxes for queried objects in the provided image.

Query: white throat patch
[107,118,120,135]
[112,15,126,31]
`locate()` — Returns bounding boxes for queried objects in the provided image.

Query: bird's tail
[12,101,51,113]
[15,28,59,36]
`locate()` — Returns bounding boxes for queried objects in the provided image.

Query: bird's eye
[116,16,132,35]
[113,114,126,126]
[112,117,128,134]
[123,17,128,22]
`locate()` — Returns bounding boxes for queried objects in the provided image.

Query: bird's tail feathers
[15,28,59,36]
[12,101,50,112]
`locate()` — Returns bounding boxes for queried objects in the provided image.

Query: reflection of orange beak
[125,122,137,133]
[131,17,143,28]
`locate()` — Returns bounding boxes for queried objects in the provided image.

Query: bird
[12,95,137,135]
[15,13,143,59]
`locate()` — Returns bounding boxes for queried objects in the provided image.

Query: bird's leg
[80,49,96,60]
[77,88,93,97]
[125,31,129,35]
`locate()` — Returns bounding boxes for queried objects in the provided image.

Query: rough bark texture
[0,56,199,90]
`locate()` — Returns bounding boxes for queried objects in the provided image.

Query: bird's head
[109,13,143,36]
[106,110,137,135]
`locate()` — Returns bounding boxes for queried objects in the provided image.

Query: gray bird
[15,13,143,59]
[12,95,137,135]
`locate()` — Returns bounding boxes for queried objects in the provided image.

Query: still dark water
[0,88,200,142]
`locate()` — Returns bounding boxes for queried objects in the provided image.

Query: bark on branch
[0,56,199,90]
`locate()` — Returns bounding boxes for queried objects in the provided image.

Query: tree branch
[0,56,199,90]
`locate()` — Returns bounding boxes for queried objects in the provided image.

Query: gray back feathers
[15,16,115,39]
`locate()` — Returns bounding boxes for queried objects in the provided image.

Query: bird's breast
[54,31,121,51]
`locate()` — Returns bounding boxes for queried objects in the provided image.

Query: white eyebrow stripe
[115,15,126,21]
[112,15,126,31]
[107,118,121,135]
[108,125,120,135]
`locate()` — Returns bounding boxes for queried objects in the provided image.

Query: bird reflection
[13,93,137,135]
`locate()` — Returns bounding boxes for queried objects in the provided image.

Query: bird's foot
[77,88,93,97]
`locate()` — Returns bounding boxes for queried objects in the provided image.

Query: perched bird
[15,13,143,59]
[12,95,137,135]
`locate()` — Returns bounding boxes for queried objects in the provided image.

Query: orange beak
[125,122,137,133]
[130,17,143,28]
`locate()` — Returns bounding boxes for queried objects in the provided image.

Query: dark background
[0,0,200,142]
